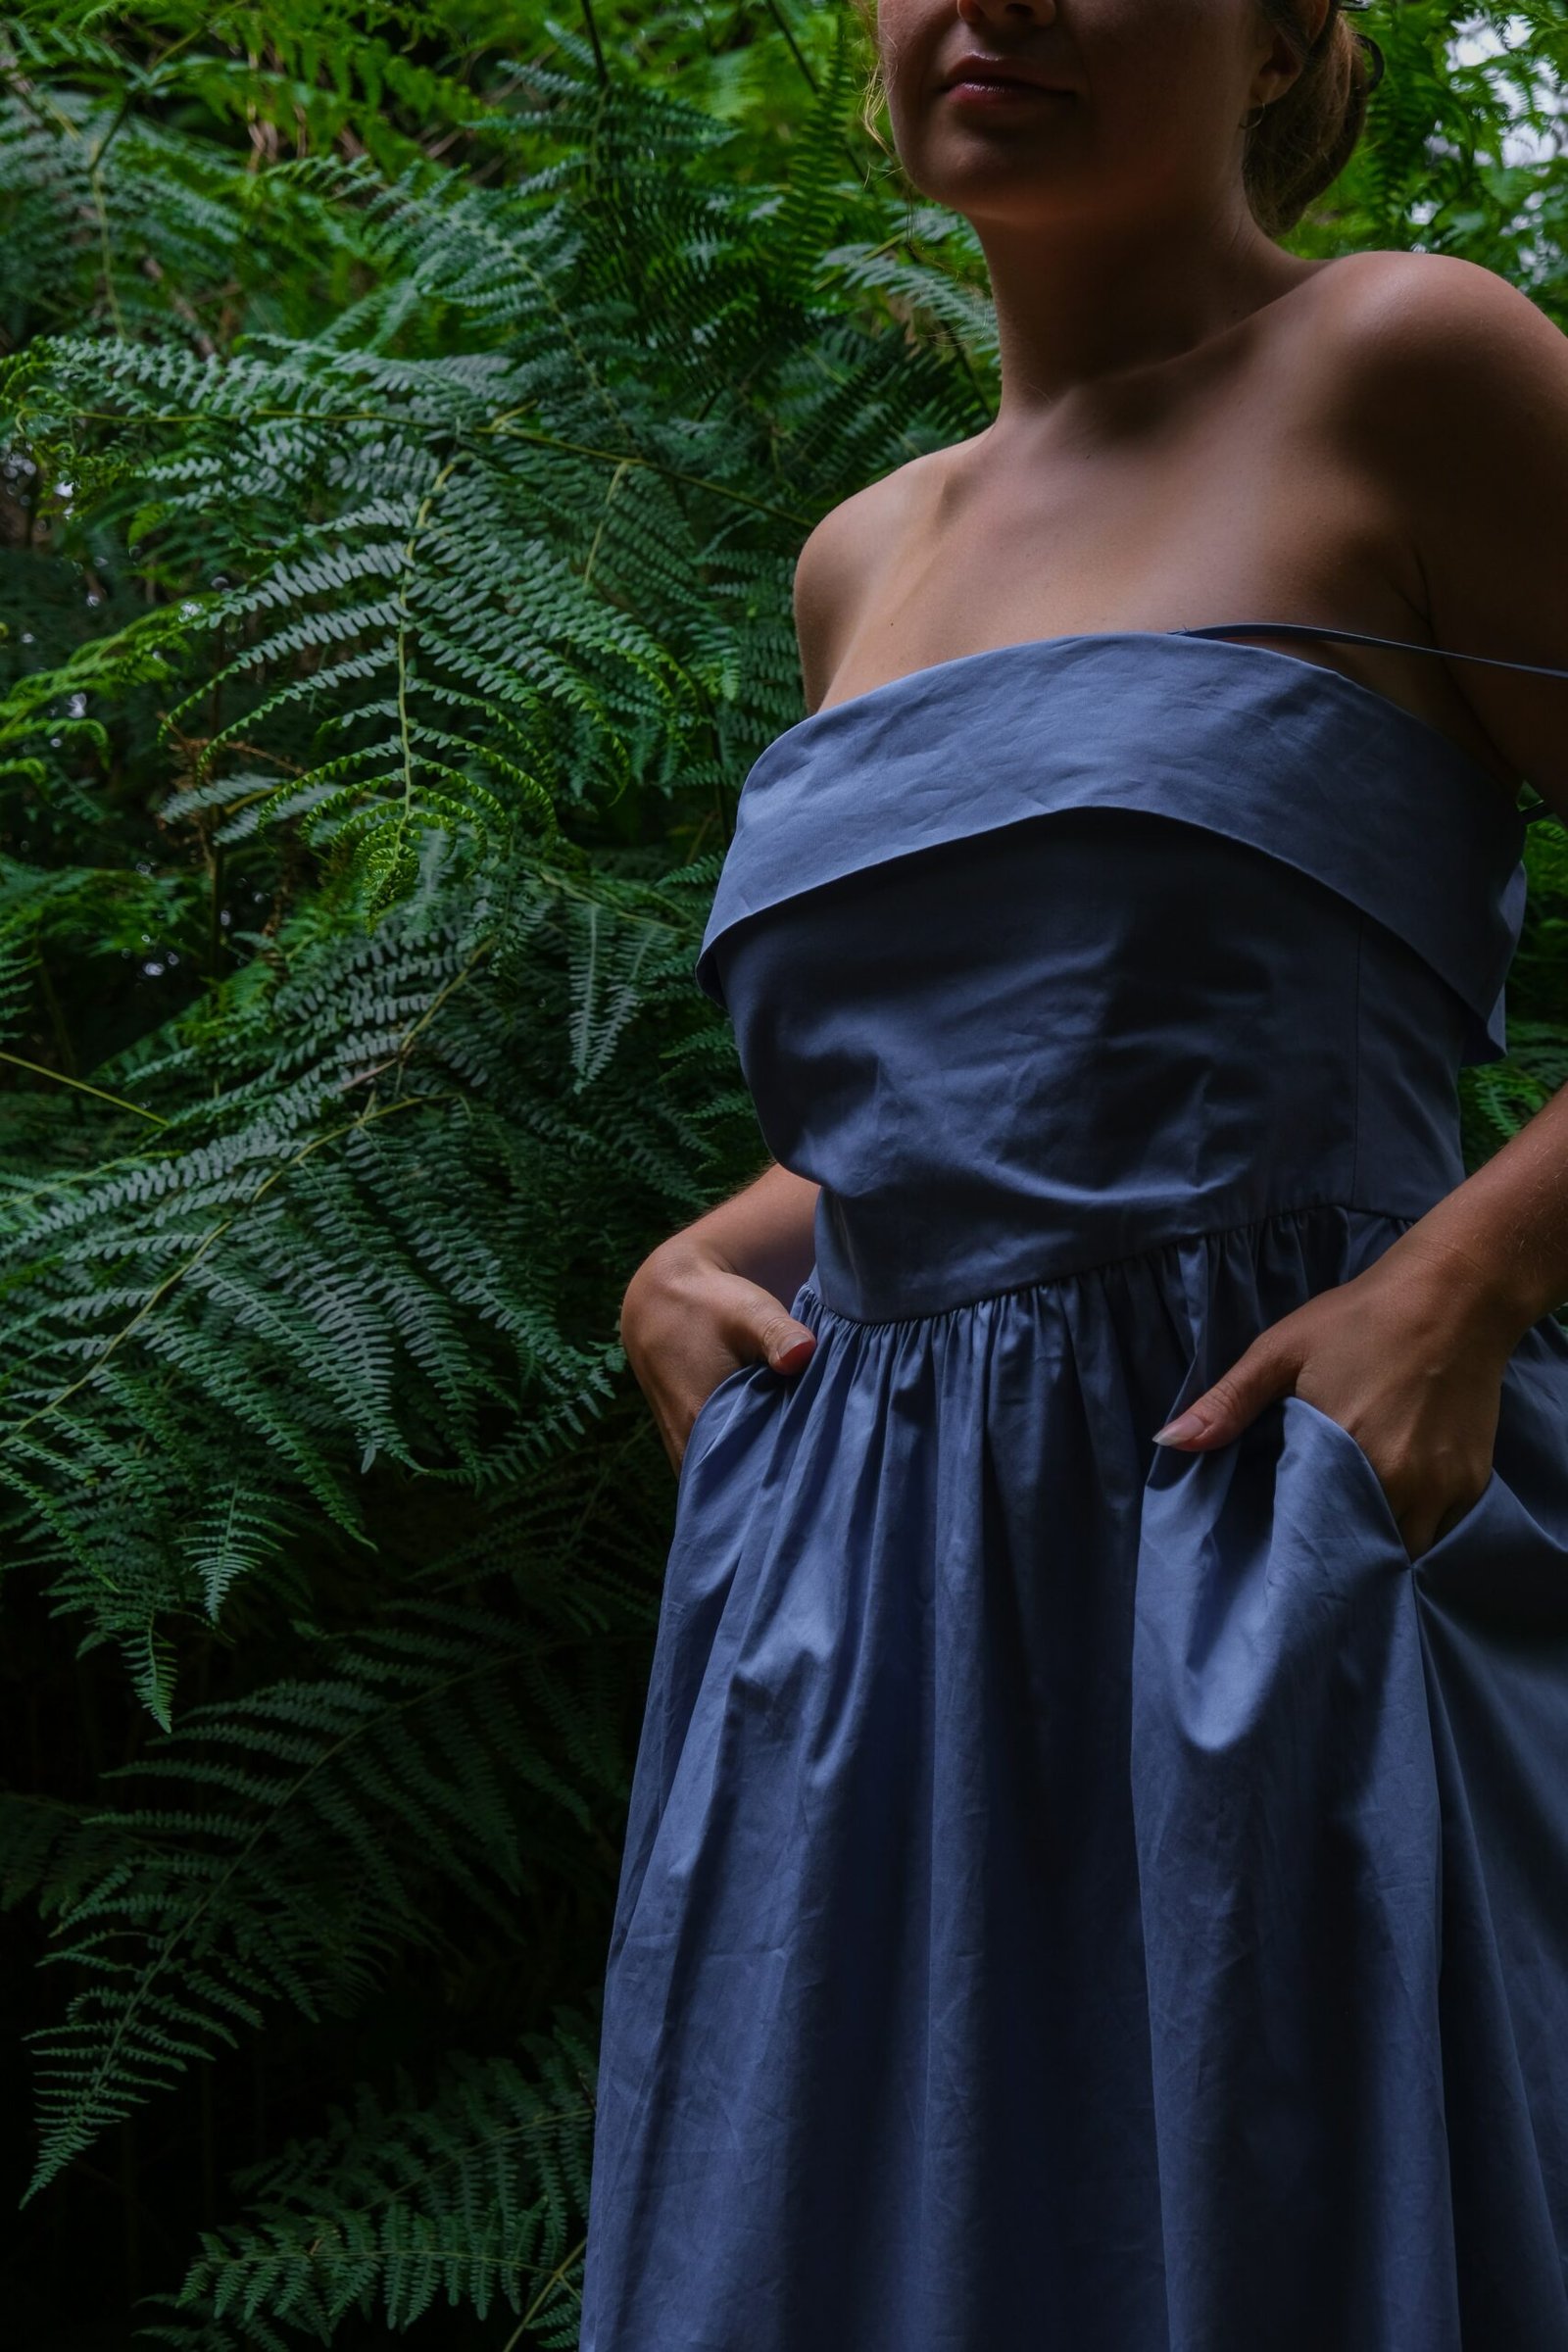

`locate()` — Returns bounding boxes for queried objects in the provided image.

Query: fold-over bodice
[696,633,1530,1321]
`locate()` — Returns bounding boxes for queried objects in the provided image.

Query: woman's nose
[956,0,1060,26]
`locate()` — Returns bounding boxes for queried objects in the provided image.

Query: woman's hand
[620,1234,817,1475]
[1150,1233,1521,1559]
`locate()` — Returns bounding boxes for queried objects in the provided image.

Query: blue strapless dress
[578,625,1568,2351]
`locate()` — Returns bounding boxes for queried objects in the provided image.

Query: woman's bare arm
[619,1162,820,1471]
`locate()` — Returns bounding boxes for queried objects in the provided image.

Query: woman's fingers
[744,1298,817,1372]
[621,1242,816,1473]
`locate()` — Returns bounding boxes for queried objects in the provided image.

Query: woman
[579,1,1568,2344]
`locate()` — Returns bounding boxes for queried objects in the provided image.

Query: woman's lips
[942,78,1074,108]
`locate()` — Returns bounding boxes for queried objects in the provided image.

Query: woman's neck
[975,197,1322,416]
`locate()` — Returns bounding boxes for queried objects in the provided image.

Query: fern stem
[478,421,815,528]
[11,405,812,525]
[325,942,494,1093]
[514,2233,588,2337]
[577,1,609,83]
[3,1092,453,1447]
[0,1049,168,1125]
[395,456,463,853]
[85,87,136,175]
[763,0,817,94]
[582,458,631,591]
[88,157,125,338]
[395,943,492,1062]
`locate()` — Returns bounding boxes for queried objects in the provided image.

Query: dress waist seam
[804,1195,1424,1330]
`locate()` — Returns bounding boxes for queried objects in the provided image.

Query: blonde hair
[846,0,1383,237]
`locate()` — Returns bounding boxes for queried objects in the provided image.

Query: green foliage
[169,2030,595,2342]
[0,1,1563,2343]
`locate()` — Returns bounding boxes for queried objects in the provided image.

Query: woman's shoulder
[1293,247,1566,545]
[1283,246,1563,412]
[1298,249,1568,806]
[1264,247,1565,557]
[791,444,974,714]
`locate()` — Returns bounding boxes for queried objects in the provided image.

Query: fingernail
[773,1336,815,1371]
[1152,1408,1207,1446]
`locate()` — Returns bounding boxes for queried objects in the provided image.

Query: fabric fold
[696,632,1526,1062]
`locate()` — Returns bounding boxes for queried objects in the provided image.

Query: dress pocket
[1133,1386,1426,1798]
[673,1358,768,1515]
[1286,1393,1495,1567]
[1283,1394,1409,1555]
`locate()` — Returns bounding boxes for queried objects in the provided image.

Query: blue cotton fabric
[578,631,1568,2351]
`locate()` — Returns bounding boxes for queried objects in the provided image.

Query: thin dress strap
[1174,620,1567,819]
[1175,619,1568,683]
